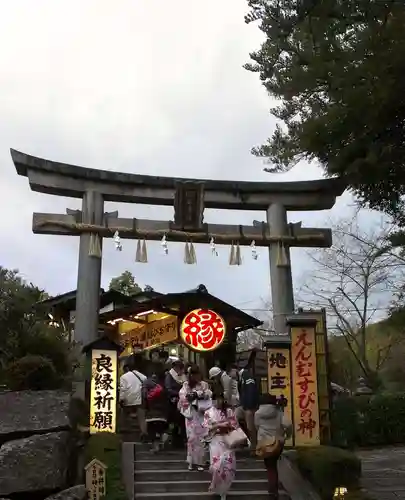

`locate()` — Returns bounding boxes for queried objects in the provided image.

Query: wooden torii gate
[11,148,345,350]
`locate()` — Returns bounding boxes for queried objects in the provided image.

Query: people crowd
[119,349,292,500]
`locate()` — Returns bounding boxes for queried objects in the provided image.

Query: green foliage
[332,394,405,448]
[245,0,405,218]
[345,492,373,500]
[4,355,60,391]
[295,445,361,500]
[109,270,141,296]
[0,266,72,389]
[328,336,360,391]
[328,314,405,392]
[84,433,126,500]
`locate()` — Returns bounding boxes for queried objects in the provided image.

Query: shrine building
[41,284,262,375]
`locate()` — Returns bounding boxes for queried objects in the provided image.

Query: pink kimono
[203,406,237,495]
[178,380,212,467]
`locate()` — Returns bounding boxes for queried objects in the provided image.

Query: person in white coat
[255,394,292,499]
[119,362,147,439]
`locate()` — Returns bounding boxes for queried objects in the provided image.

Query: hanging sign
[90,349,118,434]
[267,347,293,446]
[291,326,320,446]
[120,315,178,354]
[85,458,107,500]
[180,309,226,352]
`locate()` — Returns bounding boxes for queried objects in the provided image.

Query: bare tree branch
[297,211,405,384]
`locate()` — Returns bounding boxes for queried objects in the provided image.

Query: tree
[244,0,405,220]
[0,266,71,388]
[298,215,405,389]
[237,298,273,350]
[327,335,359,390]
[109,271,141,296]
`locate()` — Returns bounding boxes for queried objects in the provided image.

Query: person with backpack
[165,359,187,448]
[119,360,147,440]
[143,373,169,452]
[255,394,292,499]
[238,364,260,452]
[208,365,240,408]
[148,348,168,383]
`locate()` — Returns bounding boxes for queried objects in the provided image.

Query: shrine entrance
[41,283,262,377]
[12,149,345,446]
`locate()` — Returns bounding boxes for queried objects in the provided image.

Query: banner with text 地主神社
[291,325,321,446]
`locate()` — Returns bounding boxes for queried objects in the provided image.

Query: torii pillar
[267,203,295,335]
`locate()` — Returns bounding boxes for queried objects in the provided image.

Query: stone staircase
[133,445,291,499]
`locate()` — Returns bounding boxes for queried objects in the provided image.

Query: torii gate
[11,148,345,350]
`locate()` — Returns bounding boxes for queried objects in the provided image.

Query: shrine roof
[100,284,262,332]
[11,149,346,210]
[39,288,161,313]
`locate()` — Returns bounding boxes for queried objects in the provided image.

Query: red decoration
[181,309,226,352]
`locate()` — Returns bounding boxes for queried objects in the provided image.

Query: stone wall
[0,390,86,500]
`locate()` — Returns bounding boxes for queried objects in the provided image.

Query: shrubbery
[295,445,362,500]
[4,355,61,390]
[332,393,405,448]
[84,433,126,500]
[0,266,74,391]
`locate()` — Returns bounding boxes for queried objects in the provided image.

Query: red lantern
[180,309,226,352]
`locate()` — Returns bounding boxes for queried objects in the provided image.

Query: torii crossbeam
[11,148,346,342]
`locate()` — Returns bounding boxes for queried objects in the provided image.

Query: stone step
[133,444,253,456]
[135,492,290,499]
[134,450,195,459]
[134,448,261,460]
[135,479,270,494]
[135,458,265,470]
[135,468,267,481]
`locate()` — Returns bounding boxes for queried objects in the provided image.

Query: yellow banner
[267,347,293,447]
[296,310,331,444]
[90,349,118,434]
[120,315,178,354]
[291,326,321,446]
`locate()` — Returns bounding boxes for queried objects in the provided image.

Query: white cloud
[0,0,351,318]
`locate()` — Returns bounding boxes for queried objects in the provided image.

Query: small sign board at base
[85,458,107,500]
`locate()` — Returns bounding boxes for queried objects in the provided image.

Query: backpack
[255,409,284,459]
[146,381,164,402]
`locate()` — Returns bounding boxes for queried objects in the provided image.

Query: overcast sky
[0,0,359,320]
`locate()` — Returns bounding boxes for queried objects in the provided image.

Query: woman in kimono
[178,364,212,471]
[203,389,238,500]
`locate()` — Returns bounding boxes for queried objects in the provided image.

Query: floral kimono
[178,380,212,468]
[203,406,237,495]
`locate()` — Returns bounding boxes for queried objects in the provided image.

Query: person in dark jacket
[143,373,169,452]
[164,359,186,448]
[148,349,166,383]
[237,365,259,451]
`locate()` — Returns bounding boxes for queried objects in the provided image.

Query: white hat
[209,367,222,379]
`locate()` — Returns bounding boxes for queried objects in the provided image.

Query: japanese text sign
[180,309,226,352]
[267,347,293,446]
[291,326,320,446]
[90,349,118,434]
[120,315,178,355]
[85,459,107,500]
